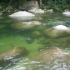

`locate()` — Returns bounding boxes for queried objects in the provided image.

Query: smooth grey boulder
[9,11,35,20]
[44,25,70,38]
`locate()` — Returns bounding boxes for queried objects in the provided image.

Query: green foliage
[40,4,46,9]
[0,0,27,9]
[0,0,70,12]
[42,0,70,11]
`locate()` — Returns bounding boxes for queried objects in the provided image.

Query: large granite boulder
[9,11,35,20]
[0,47,28,67]
[43,25,70,38]
[11,21,42,30]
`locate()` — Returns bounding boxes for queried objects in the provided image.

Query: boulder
[0,47,28,67]
[32,31,41,38]
[62,10,70,17]
[43,25,70,38]
[0,25,6,29]
[11,21,42,30]
[4,48,70,70]
[28,48,70,70]
[9,11,35,20]
[28,8,44,14]
[44,9,53,13]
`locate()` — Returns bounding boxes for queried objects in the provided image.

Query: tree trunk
[37,0,42,7]
[40,0,42,5]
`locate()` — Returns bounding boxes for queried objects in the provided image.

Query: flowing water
[0,13,70,70]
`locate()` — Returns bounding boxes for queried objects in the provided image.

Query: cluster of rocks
[0,0,53,16]
[5,48,70,70]
[1,24,70,69]
[27,48,70,70]
[11,20,70,38]
[8,7,70,38]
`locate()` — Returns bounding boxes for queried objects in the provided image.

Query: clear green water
[0,13,70,70]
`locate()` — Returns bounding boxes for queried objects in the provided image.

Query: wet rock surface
[27,48,70,70]
[11,21,42,30]
[44,25,70,38]
[5,48,70,70]
[0,25,6,29]
[0,47,28,67]
[62,10,70,17]
[9,11,35,20]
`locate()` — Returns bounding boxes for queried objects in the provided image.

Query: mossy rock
[32,31,41,38]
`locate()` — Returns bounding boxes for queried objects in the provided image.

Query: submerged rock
[6,48,70,70]
[9,11,35,20]
[32,31,41,38]
[44,25,70,38]
[11,21,42,30]
[28,48,70,70]
[0,47,28,67]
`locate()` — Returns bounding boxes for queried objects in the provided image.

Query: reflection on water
[0,13,70,70]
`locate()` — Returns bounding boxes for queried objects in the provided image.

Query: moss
[32,31,41,38]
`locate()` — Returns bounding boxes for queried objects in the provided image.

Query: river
[0,12,70,70]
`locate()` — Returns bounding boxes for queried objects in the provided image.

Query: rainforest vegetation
[0,0,70,12]
[42,0,70,11]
